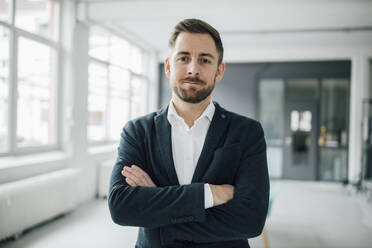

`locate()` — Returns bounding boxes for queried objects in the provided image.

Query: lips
[184,81,200,85]
[182,79,204,85]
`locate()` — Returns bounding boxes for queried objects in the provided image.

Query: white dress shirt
[167,100,214,209]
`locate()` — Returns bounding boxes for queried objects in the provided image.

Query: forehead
[173,32,218,56]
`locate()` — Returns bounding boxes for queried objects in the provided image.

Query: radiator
[0,168,80,240]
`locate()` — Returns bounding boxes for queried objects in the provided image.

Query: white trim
[0,21,59,49]
[81,18,156,54]
[4,145,60,157]
[89,57,149,80]
[10,0,14,25]
[128,70,133,119]
[8,24,17,155]
[0,0,62,156]
[56,0,65,152]
[105,56,110,141]
[0,151,67,170]
[3,26,11,154]
[348,55,371,183]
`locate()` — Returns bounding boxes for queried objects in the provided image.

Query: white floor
[1,180,372,248]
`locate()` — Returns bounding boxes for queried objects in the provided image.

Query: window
[291,110,312,132]
[0,26,9,153]
[259,79,285,146]
[131,77,147,119]
[0,0,10,22]
[0,0,59,155]
[88,26,149,144]
[15,0,58,40]
[319,78,350,181]
[258,79,285,178]
[17,37,56,147]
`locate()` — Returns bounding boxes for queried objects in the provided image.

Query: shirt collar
[167,100,215,125]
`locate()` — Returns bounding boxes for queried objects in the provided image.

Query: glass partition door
[318,79,349,181]
[259,77,350,182]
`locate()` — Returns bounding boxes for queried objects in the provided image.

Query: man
[109,18,269,248]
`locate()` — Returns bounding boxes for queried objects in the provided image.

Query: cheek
[172,65,187,79]
[205,69,217,81]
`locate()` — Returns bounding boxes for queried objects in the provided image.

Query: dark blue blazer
[109,102,270,248]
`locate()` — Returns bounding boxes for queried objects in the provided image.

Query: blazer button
[221,114,226,119]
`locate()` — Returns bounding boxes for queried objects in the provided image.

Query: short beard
[173,76,215,104]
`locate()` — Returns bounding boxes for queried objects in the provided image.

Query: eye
[178,56,188,62]
[201,58,211,64]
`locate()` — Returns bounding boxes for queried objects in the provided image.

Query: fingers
[131,165,156,187]
[121,165,156,187]
[125,177,137,186]
[122,168,140,186]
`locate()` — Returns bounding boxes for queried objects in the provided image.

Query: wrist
[209,184,220,206]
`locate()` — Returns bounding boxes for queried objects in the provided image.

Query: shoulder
[228,111,262,132]
[213,102,265,148]
[124,111,157,134]
[123,106,167,136]
[215,105,266,156]
[214,102,262,132]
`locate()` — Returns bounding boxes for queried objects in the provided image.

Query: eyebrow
[200,53,215,60]
[176,51,216,60]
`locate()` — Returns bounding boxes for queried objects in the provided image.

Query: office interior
[0,0,372,247]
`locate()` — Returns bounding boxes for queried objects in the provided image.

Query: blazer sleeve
[159,122,270,245]
[108,121,206,229]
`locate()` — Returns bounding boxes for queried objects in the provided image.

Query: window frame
[0,0,62,156]
[87,25,150,146]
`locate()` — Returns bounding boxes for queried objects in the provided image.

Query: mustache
[182,76,205,85]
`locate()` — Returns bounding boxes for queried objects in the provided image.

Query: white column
[71,22,89,156]
[349,56,370,183]
[148,51,160,112]
[60,0,77,155]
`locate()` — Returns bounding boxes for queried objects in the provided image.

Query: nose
[187,60,199,76]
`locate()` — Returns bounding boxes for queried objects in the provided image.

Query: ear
[164,57,171,78]
[215,62,226,83]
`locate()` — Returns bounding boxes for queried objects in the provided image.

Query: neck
[171,95,211,127]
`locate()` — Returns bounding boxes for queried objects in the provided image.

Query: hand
[209,184,235,207]
[121,165,157,187]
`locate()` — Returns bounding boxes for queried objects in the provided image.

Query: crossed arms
[122,165,234,207]
[108,120,269,245]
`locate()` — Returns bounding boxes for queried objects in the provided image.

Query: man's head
[165,19,225,104]
[168,19,224,65]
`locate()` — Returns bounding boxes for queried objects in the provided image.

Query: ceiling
[78,0,372,61]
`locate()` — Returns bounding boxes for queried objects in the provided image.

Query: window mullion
[9,28,18,154]
[10,0,15,25]
[54,42,61,149]
[16,27,58,49]
[145,78,150,113]
[105,64,110,142]
[56,0,64,150]
[128,72,133,120]
[105,34,111,143]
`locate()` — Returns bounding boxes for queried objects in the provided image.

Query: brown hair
[168,18,224,65]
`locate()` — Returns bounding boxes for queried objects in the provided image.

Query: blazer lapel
[154,105,180,186]
[192,102,229,183]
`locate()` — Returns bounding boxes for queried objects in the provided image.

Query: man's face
[165,32,225,104]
